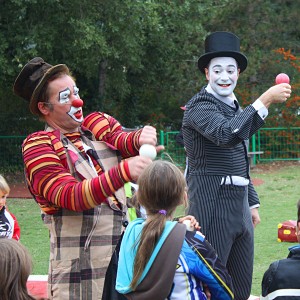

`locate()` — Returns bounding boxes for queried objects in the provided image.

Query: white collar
[205,84,237,108]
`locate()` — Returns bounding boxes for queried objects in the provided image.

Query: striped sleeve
[185,231,234,300]
[22,132,131,214]
[184,90,264,148]
[82,112,141,157]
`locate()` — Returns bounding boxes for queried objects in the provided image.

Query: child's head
[136,160,187,218]
[0,175,10,209]
[0,238,35,300]
[131,160,187,290]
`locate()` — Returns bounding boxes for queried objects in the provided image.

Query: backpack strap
[126,222,186,300]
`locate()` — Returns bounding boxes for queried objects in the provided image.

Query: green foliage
[0,0,206,132]
[0,0,299,132]
[201,0,300,119]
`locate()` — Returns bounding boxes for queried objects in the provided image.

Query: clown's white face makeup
[59,86,80,104]
[61,86,83,123]
[41,75,84,133]
[67,102,83,123]
[205,57,239,97]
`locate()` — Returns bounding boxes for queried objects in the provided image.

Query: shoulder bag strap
[126,222,186,300]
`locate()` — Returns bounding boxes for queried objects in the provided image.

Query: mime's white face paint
[206,57,239,97]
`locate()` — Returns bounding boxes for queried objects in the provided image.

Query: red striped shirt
[23,112,141,214]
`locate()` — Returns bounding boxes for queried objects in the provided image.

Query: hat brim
[198,51,248,74]
[30,64,70,115]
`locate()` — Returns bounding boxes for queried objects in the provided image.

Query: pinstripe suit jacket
[182,86,265,208]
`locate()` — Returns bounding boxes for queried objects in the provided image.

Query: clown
[13,57,163,300]
[182,31,291,300]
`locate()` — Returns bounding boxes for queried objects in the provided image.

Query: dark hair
[130,160,187,289]
[38,71,74,117]
[0,239,36,300]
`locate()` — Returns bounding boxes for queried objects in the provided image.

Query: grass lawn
[7,161,300,297]
[7,198,50,275]
[250,162,300,295]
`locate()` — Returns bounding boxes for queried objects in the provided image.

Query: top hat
[197,31,248,74]
[13,57,69,115]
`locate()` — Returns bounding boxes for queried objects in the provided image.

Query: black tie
[234,100,240,112]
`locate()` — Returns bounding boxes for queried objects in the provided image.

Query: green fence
[0,136,25,171]
[159,127,300,168]
[255,127,300,161]
[159,130,186,169]
[1,127,300,172]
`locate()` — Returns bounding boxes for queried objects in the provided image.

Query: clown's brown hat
[13,57,69,115]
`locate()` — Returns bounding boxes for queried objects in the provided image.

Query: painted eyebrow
[60,87,71,94]
[212,64,237,68]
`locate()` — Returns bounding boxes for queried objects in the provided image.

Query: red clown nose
[72,99,83,108]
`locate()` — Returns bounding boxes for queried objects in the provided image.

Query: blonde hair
[0,238,35,300]
[0,175,10,194]
[130,160,187,289]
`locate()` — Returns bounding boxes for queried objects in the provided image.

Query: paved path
[8,178,264,199]
[27,275,48,299]
[8,182,32,198]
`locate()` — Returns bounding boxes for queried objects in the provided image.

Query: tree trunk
[98,60,107,99]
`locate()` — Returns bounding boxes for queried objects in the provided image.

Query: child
[0,175,21,240]
[261,199,300,299]
[115,160,234,299]
[0,238,36,300]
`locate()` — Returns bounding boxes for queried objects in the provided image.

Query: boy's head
[297,200,300,243]
[0,175,10,210]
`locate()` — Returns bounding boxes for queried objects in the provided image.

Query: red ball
[275,73,290,84]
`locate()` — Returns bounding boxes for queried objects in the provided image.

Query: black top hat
[198,31,248,74]
[13,57,69,115]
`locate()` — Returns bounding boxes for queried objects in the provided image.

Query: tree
[0,0,208,133]
[200,0,299,109]
[0,0,299,135]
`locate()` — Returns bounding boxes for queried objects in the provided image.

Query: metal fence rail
[256,127,300,161]
[1,127,300,172]
[158,130,186,169]
[158,127,300,168]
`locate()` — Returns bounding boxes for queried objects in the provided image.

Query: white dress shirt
[205,84,268,119]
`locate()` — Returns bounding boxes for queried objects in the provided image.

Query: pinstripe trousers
[187,175,253,300]
[182,87,265,299]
